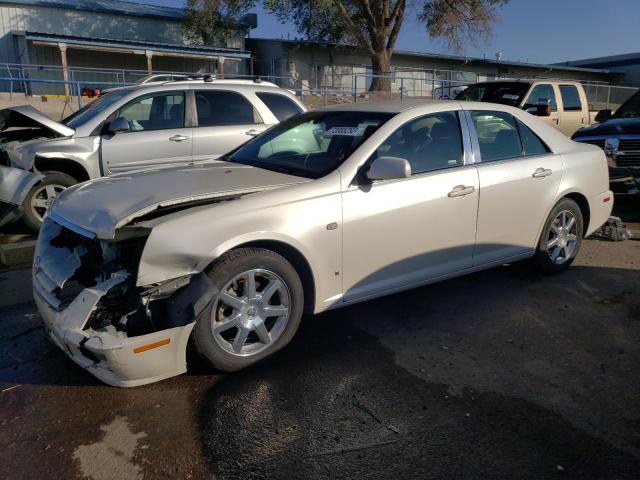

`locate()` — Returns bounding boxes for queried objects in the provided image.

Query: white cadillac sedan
[33,100,613,387]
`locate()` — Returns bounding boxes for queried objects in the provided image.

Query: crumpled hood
[573,117,640,138]
[0,105,75,137]
[51,161,309,239]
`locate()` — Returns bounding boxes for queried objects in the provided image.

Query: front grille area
[616,154,640,167]
[619,139,640,151]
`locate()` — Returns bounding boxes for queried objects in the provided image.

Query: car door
[101,91,192,174]
[557,84,586,136]
[467,109,563,265]
[522,83,561,130]
[191,90,268,162]
[342,110,479,302]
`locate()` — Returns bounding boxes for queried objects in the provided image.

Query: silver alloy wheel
[211,268,291,357]
[30,184,65,221]
[546,210,578,265]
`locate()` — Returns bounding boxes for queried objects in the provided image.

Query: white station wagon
[33,100,613,386]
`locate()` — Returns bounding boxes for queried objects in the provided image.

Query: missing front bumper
[34,283,195,387]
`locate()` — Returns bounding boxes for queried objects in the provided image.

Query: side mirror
[366,156,411,181]
[533,99,552,117]
[595,109,612,123]
[106,118,130,134]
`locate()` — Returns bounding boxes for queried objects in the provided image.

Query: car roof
[117,79,282,93]
[318,100,445,114]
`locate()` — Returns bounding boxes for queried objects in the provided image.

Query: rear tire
[23,171,77,231]
[191,248,304,372]
[533,198,583,273]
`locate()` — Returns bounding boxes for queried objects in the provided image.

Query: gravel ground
[0,199,639,480]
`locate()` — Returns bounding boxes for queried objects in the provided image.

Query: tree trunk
[369,49,392,92]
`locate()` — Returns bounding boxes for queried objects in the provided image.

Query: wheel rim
[547,210,578,265]
[30,184,65,221]
[211,269,291,357]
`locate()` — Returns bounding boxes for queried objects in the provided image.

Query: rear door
[192,90,267,162]
[557,84,587,136]
[467,109,563,265]
[101,91,192,173]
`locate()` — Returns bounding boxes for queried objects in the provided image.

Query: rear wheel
[191,248,304,372]
[23,171,77,231]
[533,198,583,273]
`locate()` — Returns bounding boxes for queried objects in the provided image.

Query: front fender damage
[0,165,43,227]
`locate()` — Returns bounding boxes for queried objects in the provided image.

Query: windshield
[64,89,131,129]
[613,89,640,118]
[455,82,531,106]
[224,110,393,179]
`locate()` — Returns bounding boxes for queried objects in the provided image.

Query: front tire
[23,171,77,231]
[191,248,304,372]
[533,198,583,273]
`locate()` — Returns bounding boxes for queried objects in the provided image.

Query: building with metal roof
[0,0,253,88]
[556,52,640,86]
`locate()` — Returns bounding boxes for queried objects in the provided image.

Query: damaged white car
[0,79,305,230]
[34,101,613,387]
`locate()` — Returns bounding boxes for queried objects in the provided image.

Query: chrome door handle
[448,185,475,197]
[245,129,261,137]
[169,135,189,142]
[532,167,552,178]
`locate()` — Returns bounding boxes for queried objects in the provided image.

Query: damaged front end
[33,215,214,387]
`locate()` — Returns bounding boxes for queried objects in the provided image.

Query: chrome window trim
[461,110,482,164]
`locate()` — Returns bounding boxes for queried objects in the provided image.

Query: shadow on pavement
[195,263,640,479]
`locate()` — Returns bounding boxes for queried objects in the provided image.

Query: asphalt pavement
[1,199,639,480]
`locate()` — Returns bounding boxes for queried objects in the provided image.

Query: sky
[136,0,640,64]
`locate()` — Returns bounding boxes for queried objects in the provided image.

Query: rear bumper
[34,276,195,388]
[586,190,614,237]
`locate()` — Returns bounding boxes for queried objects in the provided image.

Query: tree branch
[335,0,375,54]
[386,0,405,51]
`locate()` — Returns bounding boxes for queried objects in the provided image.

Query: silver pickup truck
[0,79,305,230]
[455,79,596,136]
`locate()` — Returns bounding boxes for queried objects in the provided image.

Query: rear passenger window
[470,111,523,162]
[256,92,303,121]
[375,111,464,174]
[516,119,550,156]
[195,90,261,126]
[559,85,582,111]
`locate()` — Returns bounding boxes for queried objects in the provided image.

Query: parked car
[33,100,613,387]
[0,79,306,230]
[571,88,640,195]
[455,80,596,136]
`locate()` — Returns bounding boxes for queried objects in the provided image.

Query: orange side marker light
[133,338,170,354]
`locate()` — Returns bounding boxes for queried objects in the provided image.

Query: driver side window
[375,111,464,175]
[525,84,557,112]
[116,92,185,132]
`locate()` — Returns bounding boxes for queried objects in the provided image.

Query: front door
[192,90,268,162]
[101,91,192,174]
[467,109,564,265]
[342,110,479,302]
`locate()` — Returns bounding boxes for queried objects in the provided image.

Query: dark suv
[572,89,640,195]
